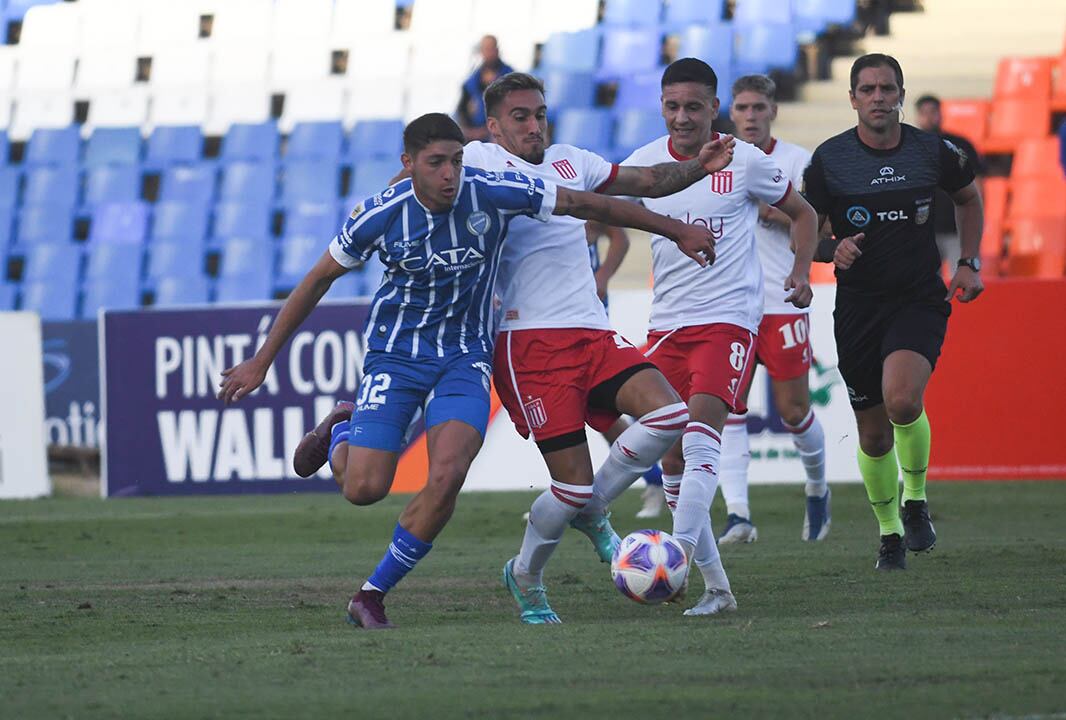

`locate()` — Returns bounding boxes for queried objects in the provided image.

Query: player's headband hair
[661,57,718,94]
[849,53,904,92]
[483,72,546,118]
[403,113,464,155]
[731,74,776,101]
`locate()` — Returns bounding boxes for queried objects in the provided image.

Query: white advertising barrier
[464,284,860,491]
[0,312,51,499]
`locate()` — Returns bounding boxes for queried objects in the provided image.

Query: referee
[803,54,984,570]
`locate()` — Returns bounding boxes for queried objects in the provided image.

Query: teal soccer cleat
[569,511,621,563]
[502,557,561,625]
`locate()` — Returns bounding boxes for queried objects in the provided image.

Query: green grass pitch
[2,482,1064,719]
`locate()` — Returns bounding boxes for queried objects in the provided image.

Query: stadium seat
[553,109,614,157]
[602,0,661,27]
[25,126,80,166]
[600,28,663,78]
[347,120,406,163]
[280,161,340,205]
[81,276,142,317]
[613,109,664,160]
[84,166,141,206]
[1010,136,1062,180]
[86,242,142,285]
[276,234,322,290]
[678,23,735,78]
[980,177,1009,270]
[614,71,662,111]
[287,121,344,162]
[540,70,596,112]
[734,0,794,24]
[286,201,336,237]
[83,127,142,167]
[219,162,275,204]
[151,201,210,245]
[20,279,78,321]
[213,201,272,241]
[350,159,401,199]
[154,275,211,307]
[14,205,73,248]
[148,91,210,129]
[321,271,363,301]
[145,126,204,170]
[280,81,348,131]
[89,202,150,245]
[985,98,1051,154]
[539,29,601,73]
[0,168,20,208]
[216,272,276,302]
[939,99,989,153]
[219,236,275,279]
[146,241,205,282]
[794,0,856,38]
[993,57,1053,100]
[0,283,15,311]
[23,241,81,283]
[734,22,798,74]
[1008,176,1066,222]
[0,206,13,248]
[222,121,279,163]
[22,166,78,208]
[0,132,8,165]
[160,165,217,205]
[1006,218,1066,278]
[664,0,725,27]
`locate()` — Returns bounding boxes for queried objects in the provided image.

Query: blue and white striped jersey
[329,167,557,358]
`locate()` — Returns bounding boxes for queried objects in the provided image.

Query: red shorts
[755,313,812,381]
[494,328,654,444]
[645,323,757,414]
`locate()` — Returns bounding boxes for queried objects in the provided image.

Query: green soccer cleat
[502,557,561,625]
[569,511,621,563]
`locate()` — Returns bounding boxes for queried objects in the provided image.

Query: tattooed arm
[602,134,735,198]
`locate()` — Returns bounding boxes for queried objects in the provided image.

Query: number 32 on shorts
[357,373,391,408]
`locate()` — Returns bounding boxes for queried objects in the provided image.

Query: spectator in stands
[457,35,514,141]
[914,94,984,268]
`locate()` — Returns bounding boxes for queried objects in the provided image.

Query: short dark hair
[483,72,545,118]
[661,57,718,94]
[849,53,904,92]
[732,74,776,101]
[915,94,940,109]
[403,113,464,156]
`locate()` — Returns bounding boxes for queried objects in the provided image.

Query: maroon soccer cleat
[292,401,355,478]
[346,590,395,630]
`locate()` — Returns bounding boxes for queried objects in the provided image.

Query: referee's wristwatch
[957,257,981,272]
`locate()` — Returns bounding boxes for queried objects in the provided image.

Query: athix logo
[880,166,894,175]
[710,171,733,194]
[871,165,906,185]
[524,397,548,429]
[552,159,577,180]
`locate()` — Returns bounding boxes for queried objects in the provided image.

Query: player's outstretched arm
[218,251,349,403]
[554,187,714,266]
[946,181,985,303]
[602,135,736,198]
[775,188,819,308]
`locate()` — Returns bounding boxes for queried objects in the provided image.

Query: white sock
[719,413,751,519]
[515,479,591,584]
[671,422,721,551]
[788,409,827,497]
[662,473,681,512]
[664,472,730,593]
[583,402,688,516]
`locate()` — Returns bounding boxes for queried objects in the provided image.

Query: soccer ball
[610,529,689,604]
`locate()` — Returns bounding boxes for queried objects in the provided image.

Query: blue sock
[364,523,433,594]
[328,420,349,472]
[643,463,663,487]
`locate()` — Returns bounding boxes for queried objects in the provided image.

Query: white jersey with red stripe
[622,135,792,334]
[757,138,812,315]
[462,140,617,333]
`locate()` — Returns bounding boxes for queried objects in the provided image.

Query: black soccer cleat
[901,500,937,553]
[875,533,906,570]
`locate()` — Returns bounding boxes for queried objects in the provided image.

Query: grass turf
[2,481,1064,719]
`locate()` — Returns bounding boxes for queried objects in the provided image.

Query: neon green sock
[857,447,903,536]
[893,410,930,503]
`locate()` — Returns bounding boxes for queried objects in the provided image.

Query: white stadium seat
[279,80,347,132]
[272,0,332,44]
[18,3,82,50]
[405,78,462,123]
[211,44,270,88]
[410,0,475,34]
[15,48,76,94]
[150,45,211,89]
[410,36,477,78]
[332,0,396,40]
[137,1,203,52]
[204,87,271,134]
[0,96,12,132]
[471,0,535,36]
[270,44,333,89]
[344,32,412,83]
[211,0,273,50]
[78,0,140,53]
[148,89,209,128]
[84,88,149,130]
[10,93,74,139]
[345,77,405,123]
[495,31,538,72]
[532,0,600,40]
[75,50,139,95]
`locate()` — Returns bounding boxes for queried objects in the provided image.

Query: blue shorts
[346,350,493,453]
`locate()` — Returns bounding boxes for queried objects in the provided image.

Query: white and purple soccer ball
[610,529,689,604]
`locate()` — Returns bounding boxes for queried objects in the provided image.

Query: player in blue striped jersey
[218,114,717,629]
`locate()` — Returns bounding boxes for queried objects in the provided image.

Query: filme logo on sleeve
[871,165,906,185]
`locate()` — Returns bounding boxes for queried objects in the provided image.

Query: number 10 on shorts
[357,373,391,409]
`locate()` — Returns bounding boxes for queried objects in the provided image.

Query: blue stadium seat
[219,161,275,204]
[146,241,205,282]
[151,201,209,245]
[216,273,274,303]
[287,201,336,237]
[553,109,614,157]
[145,126,203,170]
[734,22,798,73]
[0,167,20,208]
[154,275,210,307]
[276,235,321,290]
[213,201,271,240]
[795,0,856,37]
[602,29,663,78]
[321,272,362,301]
[540,29,601,73]
[603,0,661,27]
[89,202,150,245]
[160,165,216,205]
[0,283,15,311]
[614,71,662,111]
[23,166,78,208]
[222,121,279,162]
[84,127,142,167]
[540,70,596,112]
[81,276,141,317]
[86,242,142,285]
[14,205,73,248]
[0,132,8,165]
[0,206,12,248]
[350,159,400,199]
[678,24,734,77]
[83,166,140,206]
[613,109,666,160]
[664,0,726,27]
[25,126,80,166]
[280,161,339,204]
[4,0,63,23]
[23,241,82,283]
[734,0,794,24]
[21,279,79,321]
[287,121,344,161]
[219,236,274,278]
[347,120,405,163]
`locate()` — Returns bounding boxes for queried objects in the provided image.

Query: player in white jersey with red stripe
[715,75,831,547]
[624,59,819,616]
[462,72,735,624]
